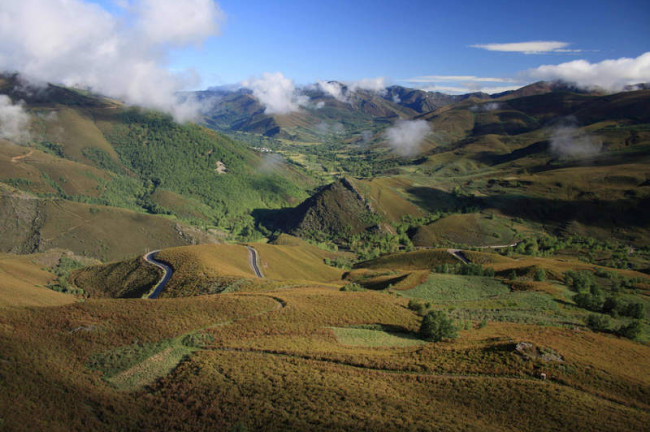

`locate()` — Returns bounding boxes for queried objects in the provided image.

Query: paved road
[246,246,264,278]
[447,249,470,264]
[447,242,520,264]
[144,251,173,299]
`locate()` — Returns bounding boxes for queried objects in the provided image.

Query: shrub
[586,314,611,332]
[340,283,364,292]
[621,302,645,319]
[407,299,428,315]
[616,320,642,340]
[418,310,458,342]
[564,270,596,292]
[533,268,546,282]
[602,296,621,316]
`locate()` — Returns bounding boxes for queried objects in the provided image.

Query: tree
[534,268,546,282]
[586,314,611,332]
[419,310,458,342]
[616,320,642,340]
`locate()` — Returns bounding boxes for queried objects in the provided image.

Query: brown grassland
[1,241,649,431]
[1,283,648,431]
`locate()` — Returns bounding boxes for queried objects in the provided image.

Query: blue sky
[156,0,650,91]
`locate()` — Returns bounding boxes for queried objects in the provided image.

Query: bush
[621,302,645,319]
[418,310,458,342]
[564,270,596,292]
[533,268,546,282]
[407,299,429,315]
[616,320,642,340]
[586,314,611,332]
[340,283,364,292]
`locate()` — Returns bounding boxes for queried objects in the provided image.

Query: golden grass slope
[39,200,217,261]
[0,280,648,431]
[412,212,522,247]
[153,240,344,297]
[0,139,111,197]
[0,252,75,308]
[356,176,425,222]
[38,107,121,167]
[252,241,344,283]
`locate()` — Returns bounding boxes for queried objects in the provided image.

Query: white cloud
[420,84,521,95]
[525,52,650,92]
[316,77,388,103]
[0,95,31,143]
[550,122,602,159]
[315,121,344,136]
[349,77,387,94]
[470,41,580,54]
[242,72,308,115]
[470,102,501,112]
[404,75,515,83]
[0,0,224,122]
[384,119,431,156]
[258,152,285,174]
[136,0,224,46]
[317,81,347,102]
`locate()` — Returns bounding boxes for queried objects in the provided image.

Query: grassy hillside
[0,183,220,261]
[70,256,161,298]
[0,252,76,308]
[1,278,648,431]
[0,79,317,261]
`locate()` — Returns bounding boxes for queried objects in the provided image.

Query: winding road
[143,250,173,299]
[247,246,264,278]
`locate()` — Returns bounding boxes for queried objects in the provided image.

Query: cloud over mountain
[0,95,31,143]
[526,52,650,92]
[384,119,431,156]
[0,0,224,121]
[242,72,308,115]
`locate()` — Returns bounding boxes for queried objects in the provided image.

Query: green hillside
[0,77,313,261]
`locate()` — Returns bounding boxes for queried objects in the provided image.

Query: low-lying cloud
[349,77,387,94]
[258,152,286,174]
[242,72,308,115]
[384,119,431,156]
[317,81,347,102]
[316,77,388,104]
[526,52,650,92]
[549,120,602,159]
[470,102,501,112]
[0,0,224,122]
[0,95,31,143]
[315,121,345,136]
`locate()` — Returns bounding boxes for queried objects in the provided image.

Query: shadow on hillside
[473,141,550,166]
[406,186,650,228]
[252,208,293,232]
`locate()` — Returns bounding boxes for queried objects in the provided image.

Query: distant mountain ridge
[192,80,615,140]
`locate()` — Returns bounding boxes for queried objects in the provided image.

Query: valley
[0,75,649,431]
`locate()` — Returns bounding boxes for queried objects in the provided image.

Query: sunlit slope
[0,252,75,308]
[252,239,344,283]
[0,183,217,261]
[75,238,347,298]
[1,283,648,430]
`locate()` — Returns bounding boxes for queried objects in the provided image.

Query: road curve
[447,249,470,264]
[246,246,264,278]
[143,250,173,299]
